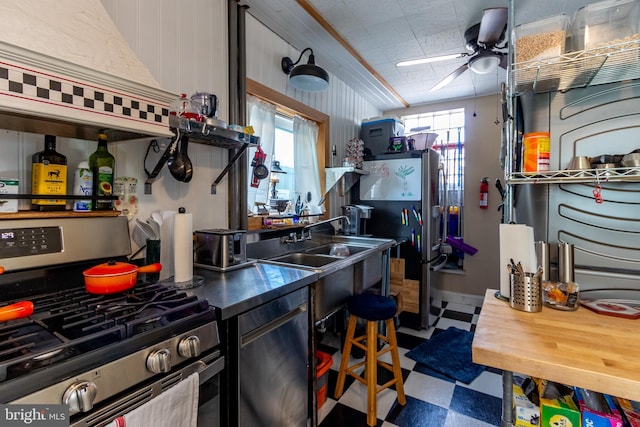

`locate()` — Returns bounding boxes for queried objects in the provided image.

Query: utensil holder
[510,272,542,312]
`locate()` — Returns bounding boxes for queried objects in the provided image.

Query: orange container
[316,350,333,409]
[523,132,550,172]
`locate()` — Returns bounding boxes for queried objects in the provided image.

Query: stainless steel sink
[270,252,341,268]
[256,235,396,322]
[305,243,371,256]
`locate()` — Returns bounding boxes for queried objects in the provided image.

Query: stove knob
[146,348,172,373]
[178,335,201,358]
[63,381,97,415]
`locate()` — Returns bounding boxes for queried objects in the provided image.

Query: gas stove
[0,217,221,426]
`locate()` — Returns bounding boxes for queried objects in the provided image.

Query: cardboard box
[573,388,622,427]
[514,382,541,427]
[402,279,420,314]
[0,178,19,213]
[540,395,581,427]
[616,397,640,427]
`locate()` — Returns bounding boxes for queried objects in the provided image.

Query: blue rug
[406,326,485,384]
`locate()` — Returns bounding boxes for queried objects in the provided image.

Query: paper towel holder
[170,206,204,289]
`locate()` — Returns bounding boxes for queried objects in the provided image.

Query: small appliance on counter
[194,229,252,271]
[341,204,374,236]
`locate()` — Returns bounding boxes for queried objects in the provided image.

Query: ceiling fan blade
[430,63,469,91]
[478,7,508,46]
[499,52,508,69]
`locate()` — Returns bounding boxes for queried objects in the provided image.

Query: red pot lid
[83,261,138,277]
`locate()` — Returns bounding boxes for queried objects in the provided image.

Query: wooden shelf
[0,210,121,220]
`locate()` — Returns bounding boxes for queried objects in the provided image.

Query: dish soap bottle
[89,133,115,210]
[73,161,92,212]
[31,134,67,211]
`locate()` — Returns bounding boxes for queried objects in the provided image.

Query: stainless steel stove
[0,216,223,427]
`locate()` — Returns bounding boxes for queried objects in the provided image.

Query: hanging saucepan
[83,261,162,294]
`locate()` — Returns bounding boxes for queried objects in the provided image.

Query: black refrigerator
[352,149,443,328]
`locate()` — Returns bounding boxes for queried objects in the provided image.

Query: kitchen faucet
[282,215,351,243]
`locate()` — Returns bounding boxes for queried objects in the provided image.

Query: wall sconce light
[281,47,329,92]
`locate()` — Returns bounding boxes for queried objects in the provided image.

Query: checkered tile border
[0,63,170,126]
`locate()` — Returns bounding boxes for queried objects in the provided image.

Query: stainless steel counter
[183,261,318,319]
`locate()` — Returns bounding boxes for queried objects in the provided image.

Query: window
[271,114,294,201]
[403,108,465,270]
[247,79,329,218]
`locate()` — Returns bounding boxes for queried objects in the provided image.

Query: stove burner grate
[0,282,213,385]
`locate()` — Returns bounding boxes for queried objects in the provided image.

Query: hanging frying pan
[253,163,269,180]
[250,146,268,187]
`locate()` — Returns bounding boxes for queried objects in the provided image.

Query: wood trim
[246,78,328,216]
[295,0,409,108]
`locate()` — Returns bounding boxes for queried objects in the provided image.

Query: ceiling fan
[397,7,508,92]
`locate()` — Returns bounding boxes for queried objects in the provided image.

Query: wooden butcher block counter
[473,289,640,402]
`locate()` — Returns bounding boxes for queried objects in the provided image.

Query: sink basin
[270,252,340,268]
[305,243,372,257]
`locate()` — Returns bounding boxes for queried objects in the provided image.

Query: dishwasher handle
[241,303,307,348]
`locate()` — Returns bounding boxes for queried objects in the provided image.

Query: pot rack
[144,116,260,194]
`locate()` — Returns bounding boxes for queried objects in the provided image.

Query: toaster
[194,229,247,270]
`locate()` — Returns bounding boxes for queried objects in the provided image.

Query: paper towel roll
[499,224,537,298]
[173,209,193,283]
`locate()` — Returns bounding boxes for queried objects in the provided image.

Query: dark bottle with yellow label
[31,135,67,211]
[89,133,115,210]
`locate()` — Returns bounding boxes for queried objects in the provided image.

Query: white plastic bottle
[73,161,93,212]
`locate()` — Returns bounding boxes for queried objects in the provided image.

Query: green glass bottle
[89,133,115,210]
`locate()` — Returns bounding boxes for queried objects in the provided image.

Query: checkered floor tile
[317,300,503,427]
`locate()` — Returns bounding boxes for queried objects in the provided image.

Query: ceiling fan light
[468,54,500,74]
[396,53,464,67]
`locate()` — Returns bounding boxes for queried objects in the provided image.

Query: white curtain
[246,95,276,211]
[293,115,323,213]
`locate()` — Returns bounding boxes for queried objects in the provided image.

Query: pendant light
[281,48,329,92]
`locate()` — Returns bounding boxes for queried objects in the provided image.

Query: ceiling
[242,0,588,111]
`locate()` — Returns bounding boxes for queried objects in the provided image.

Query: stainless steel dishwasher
[236,286,310,427]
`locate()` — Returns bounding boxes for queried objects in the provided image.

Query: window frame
[246,78,329,216]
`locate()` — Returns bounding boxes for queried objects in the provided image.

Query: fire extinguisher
[480,177,489,209]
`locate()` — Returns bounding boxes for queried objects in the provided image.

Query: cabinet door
[238,287,309,427]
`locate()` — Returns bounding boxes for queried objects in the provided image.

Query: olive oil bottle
[89,133,115,210]
[31,135,67,211]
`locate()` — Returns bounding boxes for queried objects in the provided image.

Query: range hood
[0,0,176,141]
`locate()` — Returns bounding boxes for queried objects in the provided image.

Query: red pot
[83,261,162,294]
[0,301,34,322]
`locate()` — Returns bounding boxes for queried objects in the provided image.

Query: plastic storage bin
[514,14,570,64]
[572,0,640,51]
[360,117,404,156]
[316,350,333,409]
